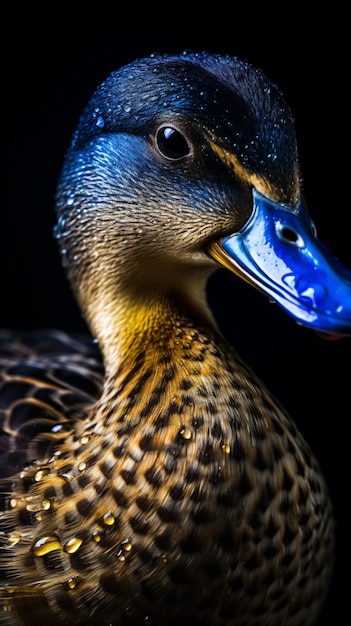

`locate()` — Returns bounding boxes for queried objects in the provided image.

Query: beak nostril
[276,221,305,248]
[281,227,298,243]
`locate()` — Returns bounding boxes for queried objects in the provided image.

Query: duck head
[55,52,351,358]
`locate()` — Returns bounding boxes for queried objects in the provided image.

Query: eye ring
[155,126,191,160]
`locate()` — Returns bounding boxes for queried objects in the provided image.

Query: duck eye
[156,126,191,160]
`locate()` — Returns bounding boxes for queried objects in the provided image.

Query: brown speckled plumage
[0,52,347,625]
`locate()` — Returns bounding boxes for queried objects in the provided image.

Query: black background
[2,5,349,623]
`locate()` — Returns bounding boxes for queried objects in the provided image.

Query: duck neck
[79,268,219,376]
[86,290,243,450]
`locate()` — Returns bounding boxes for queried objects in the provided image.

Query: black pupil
[157,127,189,159]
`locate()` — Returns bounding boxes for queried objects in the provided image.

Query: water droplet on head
[54,215,71,240]
[60,248,69,267]
[55,215,65,235]
[95,115,105,128]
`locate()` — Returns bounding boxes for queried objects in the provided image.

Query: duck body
[1,52,350,625]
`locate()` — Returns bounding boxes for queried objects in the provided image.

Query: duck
[1,51,351,626]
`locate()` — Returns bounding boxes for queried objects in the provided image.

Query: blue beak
[209,189,351,336]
